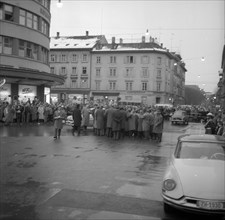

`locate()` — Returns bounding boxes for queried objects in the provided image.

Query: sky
[50,0,225,93]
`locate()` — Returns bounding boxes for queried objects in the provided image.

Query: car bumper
[162,193,225,215]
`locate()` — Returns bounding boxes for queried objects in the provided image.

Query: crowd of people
[1,99,225,141]
[69,104,165,142]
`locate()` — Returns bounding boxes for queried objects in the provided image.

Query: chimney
[142,36,145,43]
[86,31,89,37]
[149,36,153,42]
[112,37,116,44]
[161,43,163,47]
[119,38,123,44]
[56,32,60,38]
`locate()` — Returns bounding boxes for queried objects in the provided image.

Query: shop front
[18,85,37,103]
[0,83,11,103]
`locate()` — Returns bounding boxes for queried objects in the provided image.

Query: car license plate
[197,200,224,209]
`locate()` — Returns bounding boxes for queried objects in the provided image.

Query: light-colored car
[171,110,189,125]
[162,134,225,216]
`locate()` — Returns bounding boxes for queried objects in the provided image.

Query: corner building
[91,37,186,106]
[0,0,64,104]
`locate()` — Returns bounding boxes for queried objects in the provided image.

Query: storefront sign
[19,85,37,103]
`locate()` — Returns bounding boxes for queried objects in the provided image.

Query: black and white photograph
[0,0,225,219]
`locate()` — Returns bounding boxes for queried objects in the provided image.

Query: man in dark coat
[72,104,82,136]
[112,106,122,140]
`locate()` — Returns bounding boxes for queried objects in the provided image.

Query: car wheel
[164,203,173,214]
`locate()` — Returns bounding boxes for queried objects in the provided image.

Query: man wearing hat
[204,113,216,134]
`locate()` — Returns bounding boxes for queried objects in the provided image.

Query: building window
[61,54,67,62]
[125,55,134,64]
[95,81,101,90]
[156,82,161,91]
[33,15,38,30]
[126,82,133,91]
[3,36,12,54]
[18,40,25,57]
[157,69,162,79]
[72,54,78,62]
[80,79,88,88]
[33,44,38,60]
[110,68,116,77]
[96,68,101,77]
[157,57,162,65]
[109,82,116,90]
[50,54,56,62]
[50,67,55,74]
[156,97,161,104]
[61,67,66,75]
[19,9,26,25]
[142,82,147,91]
[41,19,49,36]
[96,56,101,64]
[110,56,116,63]
[125,68,132,77]
[82,54,88,62]
[72,67,77,75]
[26,42,32,58]
[82,67,87,74]
[142,68,148,78]
[26,12,32,28]
[71,80,78,88]
[0,4,14,21]
[19,9,39,30]
[41,47,48,64]
[141,55,149,64]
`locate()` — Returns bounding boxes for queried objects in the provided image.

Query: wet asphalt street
[1,121,216,220]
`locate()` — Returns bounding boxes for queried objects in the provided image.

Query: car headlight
[163,179,176,191]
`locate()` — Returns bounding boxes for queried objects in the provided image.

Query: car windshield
[176,142,225,161]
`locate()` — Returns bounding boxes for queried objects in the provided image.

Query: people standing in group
[127,108,136,137]
[95,105,105,136]
[105,105,114,138]
[112,106,122,140]
[149,109,155,139]
[4,104,15,126]
[15,104,23,126]
[81,104,89,135]
[37,103,44,124]
[120,106,127,139]
[153,110,164,142]
[142,109,150,140]
[137,109,144,138]
[53,105,66,139]
[72,104,82,136]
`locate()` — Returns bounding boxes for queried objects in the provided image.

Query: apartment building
[217,45,225,109]
[50,34,186,106]
[91,37,186,106]
[49,32,108,103]
[0,0,64,103]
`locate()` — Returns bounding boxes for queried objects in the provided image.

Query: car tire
[164,203,173,214]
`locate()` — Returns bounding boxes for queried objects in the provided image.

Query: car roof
[178,134,225,143]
